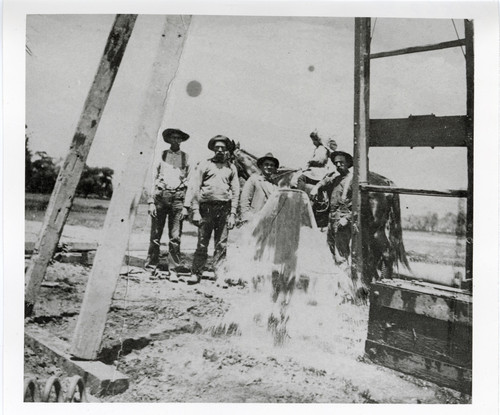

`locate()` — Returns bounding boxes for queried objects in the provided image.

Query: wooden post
[464,19,474,285]
[352,18,371,288]
[70,15,192,360]
[24,15,137,316]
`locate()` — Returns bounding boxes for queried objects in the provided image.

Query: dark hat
[330,151,353,168]
[207,135,235,152]
[162,128,190,144]
[257,152,280,169]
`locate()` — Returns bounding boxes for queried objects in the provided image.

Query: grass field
[25,193,466,269]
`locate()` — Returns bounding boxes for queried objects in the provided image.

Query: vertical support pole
[352,18,371,288]
[24,15,137,316]
[464,19,474,285]
[70,15,192,360]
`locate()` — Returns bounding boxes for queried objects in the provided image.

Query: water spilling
[213,189,358,347]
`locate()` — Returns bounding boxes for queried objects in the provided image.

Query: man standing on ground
[146,128,190,279]
[240,152,279,223]
[182,135,240,284]
[310,151,353,264]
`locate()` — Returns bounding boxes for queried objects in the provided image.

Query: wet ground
[24,262,469,403]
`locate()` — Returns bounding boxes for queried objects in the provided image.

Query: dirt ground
[24,260,470,404]
[24,195,470,403]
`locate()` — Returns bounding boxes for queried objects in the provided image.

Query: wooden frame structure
[25,17,473,385]
[352,18,474,287]
[25,15,192,360]
[354,18,473,393]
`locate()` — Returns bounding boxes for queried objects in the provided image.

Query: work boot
[168,273,179,283]
[186,274,201,285]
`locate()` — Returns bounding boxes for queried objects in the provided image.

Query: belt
[159,187,186,192]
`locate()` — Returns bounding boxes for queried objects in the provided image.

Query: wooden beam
[25,326,129,396]
[370,279,472,325]
[70,15,192,360]
[365,340,471,394]
[370,38,466,59]
[464,19,474,283]
[367,306,472,367]
[24,15,138,316]
[360,184,467,198]
[352,18,371,288]
[369,115,469,147]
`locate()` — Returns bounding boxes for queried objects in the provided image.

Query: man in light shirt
[146,128,190,277]
[182,135,240,284]
[296,130,330,194]
[240,152,279,223]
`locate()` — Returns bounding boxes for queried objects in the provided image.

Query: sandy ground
[24,231,469,404]
[24,193,469,403]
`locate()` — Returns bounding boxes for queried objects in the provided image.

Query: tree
[28,151,60,194]
[76,165,114,199]
[25,127,33,190]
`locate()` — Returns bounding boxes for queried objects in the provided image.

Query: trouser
[146,189,185,268]
[192,201,231,275]
[327,219,351,264]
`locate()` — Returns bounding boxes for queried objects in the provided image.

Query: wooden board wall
[365,279,472,394]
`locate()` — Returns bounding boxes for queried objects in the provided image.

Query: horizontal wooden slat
[360,184,467,198]
[370,279,472,325]
[25,241,150,254]
[369,115,470,147]
[367,305,472,367]
[365,340,471,394]
[370,38,466,59]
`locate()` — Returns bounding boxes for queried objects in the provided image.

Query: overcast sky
[26,15,469,214]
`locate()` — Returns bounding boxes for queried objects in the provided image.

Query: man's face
[328,140,337,152]
[213,142,228,161]
[169,135,183,150]
[333,155,349,175]
[311,136,321,147]
[261,160,277,177]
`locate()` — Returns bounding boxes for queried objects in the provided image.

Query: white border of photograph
[4,1,499,414]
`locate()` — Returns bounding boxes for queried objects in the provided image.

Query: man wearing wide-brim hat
[310,150,354,264]
[182,135,240,284]
[240,152,279,223]
[145,128,191,279]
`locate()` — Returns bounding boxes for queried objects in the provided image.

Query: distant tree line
[25,129,114,199]
[402,211,466,236]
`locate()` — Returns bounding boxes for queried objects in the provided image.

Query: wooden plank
[369,115,469,147]
[24,15,138,316]
[371,280,472,325]
[365,340,471,394]
[464,19,474,283]
[351,17,371,288]
[360,184,467,198]
[70,15,192,360]
[370,38,466,59]
[367,305,472,367]
[25,326,129,396]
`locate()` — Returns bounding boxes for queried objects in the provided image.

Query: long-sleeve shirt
[240,173,277,221]
[184,159,240,215]
[303,145,329,181]
[317,169,353,222]
[148,149,190,203]
[308,145,329,168]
